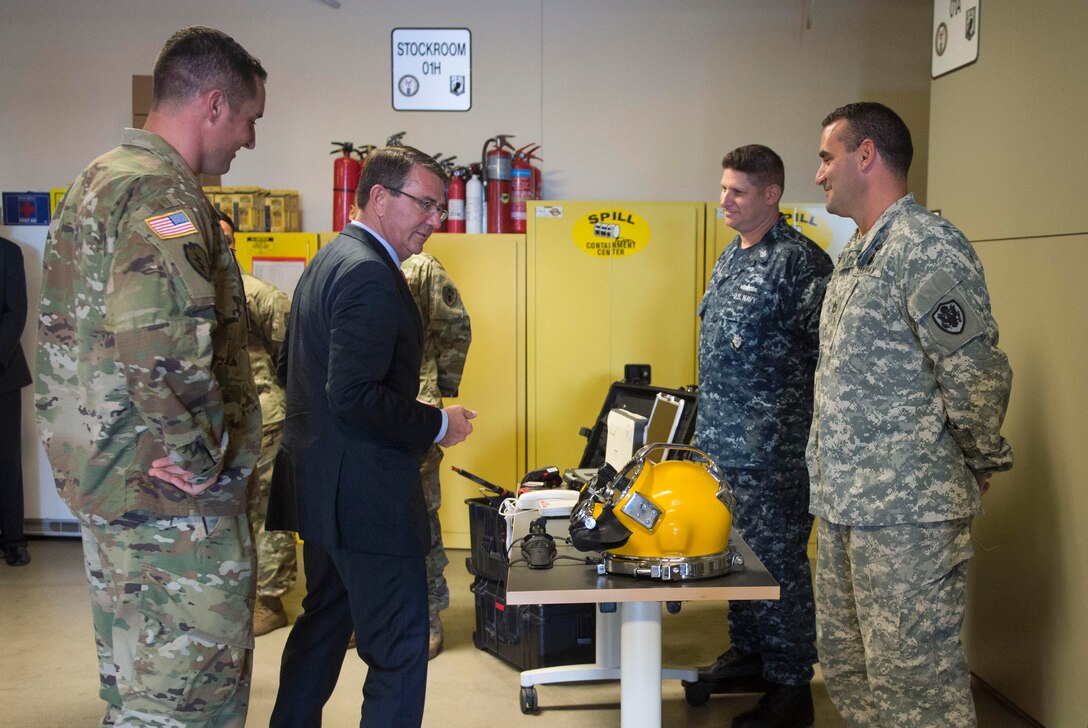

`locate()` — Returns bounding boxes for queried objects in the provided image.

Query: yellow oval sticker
[572,209,650,258]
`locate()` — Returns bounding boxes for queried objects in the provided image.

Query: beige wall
[0,0,931,233]
[0,0,934,532]
[928,2,1088,726]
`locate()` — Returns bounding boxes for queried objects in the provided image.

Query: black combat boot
[696,647,768,691]
[731,682,814,728]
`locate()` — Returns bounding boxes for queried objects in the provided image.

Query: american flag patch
[145,210,197,239]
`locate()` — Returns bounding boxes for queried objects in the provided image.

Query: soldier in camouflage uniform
[809,103,1013,728]
[694,145,832,728]
[219,213,298,636]
[402,251,472,659]
[34,27,266,727]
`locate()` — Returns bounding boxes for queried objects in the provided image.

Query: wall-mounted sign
[2,191,51,225]
[932,0,980,78]
[392,28,471,112]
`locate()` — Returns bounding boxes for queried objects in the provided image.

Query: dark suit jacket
[267,224,442,556]
[0,238,32,394]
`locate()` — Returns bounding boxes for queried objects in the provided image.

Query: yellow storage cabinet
[419,234,526,549]
[526,201,706,470]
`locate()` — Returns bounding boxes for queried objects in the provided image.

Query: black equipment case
[463,371,696,671]
[577,381,699,468]
[470,576,595,671]
[465,496,595,671]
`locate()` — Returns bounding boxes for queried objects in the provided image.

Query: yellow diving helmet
[569,443,742,580]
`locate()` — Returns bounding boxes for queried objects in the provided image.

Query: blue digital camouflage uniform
[695,214,832,685]
[35,128,261,727]
[240,271,298,600]
[401,252,471,618]
[808,194,1013,727]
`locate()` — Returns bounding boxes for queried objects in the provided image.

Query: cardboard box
[222,186,268,232]
[265,189,300,232]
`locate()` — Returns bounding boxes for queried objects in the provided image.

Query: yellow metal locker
[526,201,707,470]
[418,233,526,550]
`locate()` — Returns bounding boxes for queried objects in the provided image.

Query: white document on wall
[252,258,306,301]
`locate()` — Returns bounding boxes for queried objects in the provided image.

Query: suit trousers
[0,388,26,549]
[270,540,429,728]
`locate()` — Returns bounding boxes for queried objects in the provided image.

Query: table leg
[620,601,661,728]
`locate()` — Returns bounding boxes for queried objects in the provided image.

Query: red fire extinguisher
[433,154,458,233]
[527,144,543,200]
[446,167,466,233]
[331,141,361,231]
[511,144,531,233]
[511,143,541,233]
[483,134,515,234]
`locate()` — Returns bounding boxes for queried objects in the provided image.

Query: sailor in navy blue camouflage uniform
[695,144,832,728]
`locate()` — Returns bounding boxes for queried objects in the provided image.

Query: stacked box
[265,189,300,232]
[202,186,223,218]
[465,496,596,671]
[223,187,268,232]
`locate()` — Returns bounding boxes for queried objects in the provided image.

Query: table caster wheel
[684,681,710,707]
[520,686,539,714]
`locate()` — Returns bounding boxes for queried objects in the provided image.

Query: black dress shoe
[4,545,30,566]
[732,682,814,728]
[697,647,765,685]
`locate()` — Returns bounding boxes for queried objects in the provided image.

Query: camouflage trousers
[421,444,449,615]
[81,512,255,728]
[815,518,976,727]
[723,467,817,684]
[245,421,298,599]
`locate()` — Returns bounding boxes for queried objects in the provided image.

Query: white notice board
[392,28,472,111]
[932,0,980,78]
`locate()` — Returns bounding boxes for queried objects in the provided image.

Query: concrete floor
[0,537,1039,727]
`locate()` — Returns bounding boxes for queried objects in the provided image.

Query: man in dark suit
[0,236,32,567]
[267,146,476,727]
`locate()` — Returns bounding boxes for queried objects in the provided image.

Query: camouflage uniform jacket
[695,216,832,469]
[402,252,471,407]
[241,271,289,426]
[35,128,261,520]
[807,194,1013,526]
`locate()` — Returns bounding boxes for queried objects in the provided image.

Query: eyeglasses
[385,186,448,222]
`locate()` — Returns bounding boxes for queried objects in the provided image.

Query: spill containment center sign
[392,28,471,111]
[572,209,650,258]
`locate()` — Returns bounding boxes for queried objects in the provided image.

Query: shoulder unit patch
[442,284,458,307]
[184,241,213,282]
[933,299,965,334]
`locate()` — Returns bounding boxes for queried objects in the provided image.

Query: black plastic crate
[470,576,595,671]
[464,496,510,584]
